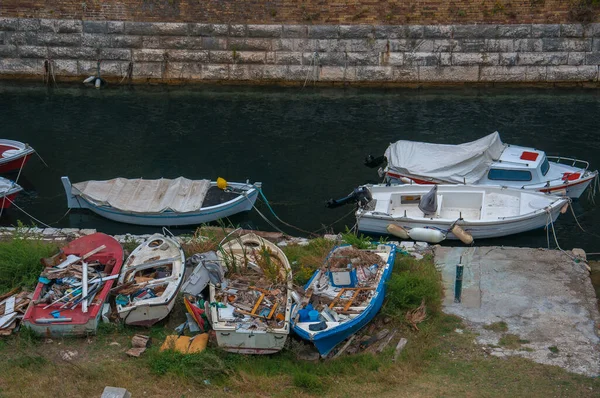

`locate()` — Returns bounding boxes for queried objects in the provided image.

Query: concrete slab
[434,245,600,377]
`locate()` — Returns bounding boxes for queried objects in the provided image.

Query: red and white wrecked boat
[369,132,597,199]
[23,233,124,336]
[0,177,23,209]
[0,139,35,173]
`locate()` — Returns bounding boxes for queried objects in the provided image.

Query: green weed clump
[282,238,334,285]
[293,372,324,393]
[0,231,59,294]
[146,348,231,384]
[341,227,374,249]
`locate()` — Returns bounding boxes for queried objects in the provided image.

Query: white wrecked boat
[115,233,185,326]
[353,184,569,243]
[208,233,293,354]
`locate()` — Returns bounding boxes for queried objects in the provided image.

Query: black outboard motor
[326,186,373,209]
[364,154,386,168]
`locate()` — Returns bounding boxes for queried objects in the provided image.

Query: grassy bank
[1,231,599,397]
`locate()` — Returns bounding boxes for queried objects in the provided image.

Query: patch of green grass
[146,348,231,384]
[17,326,42,346]
[498,333,530,349]
[0,230,59,294]
[548,345,560,354]
[7,354,47,369]
[341,227,374,249]
[282,238,334,285]
[483,321,509,332]
[293,372,324,393]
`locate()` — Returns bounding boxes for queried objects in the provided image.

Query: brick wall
[0,1,597,25]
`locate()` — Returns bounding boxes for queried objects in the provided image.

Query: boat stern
[61,176,82,209]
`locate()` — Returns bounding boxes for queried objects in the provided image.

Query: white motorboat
[353,184,569,242]
[370,132,597,199]
[116,234,185,326]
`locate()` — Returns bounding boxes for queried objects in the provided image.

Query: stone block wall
[1,18,600,85]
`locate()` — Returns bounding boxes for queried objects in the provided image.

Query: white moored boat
[115,234,185,326]
[209,233,293,354]
[61,176,260,226]
[370,132,597,199]
[354,184,569,242]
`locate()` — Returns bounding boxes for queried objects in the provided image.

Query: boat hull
[213,328,288,354]
[0,140,35,173]
[119,298,177,326]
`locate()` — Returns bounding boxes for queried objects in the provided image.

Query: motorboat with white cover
[209,233,293,354]
[374,132,597,199]
[355,184,569,241]
[115,233,185,326]
[61,176,260,226]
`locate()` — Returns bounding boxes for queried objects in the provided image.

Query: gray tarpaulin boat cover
[384,132,506,184]
[72,177,211,214]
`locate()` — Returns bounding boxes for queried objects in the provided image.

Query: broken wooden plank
[392,338,408,362]
[360,328,390,350]
[331,335,356,359]
[376,329,397,353]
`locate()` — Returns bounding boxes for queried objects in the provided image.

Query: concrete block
[314,39,349,52]
[287,38,315,52]
[459,39,486,52]
[339,25,374,39]
[247,24,282,38]
[531,24,560,38]
[560,24,584,38]
[0,58,44,74]
[56,20,82,34]
[110,35,142,49]
[202,64,229,80]
[404,52,440,67]
[0,18,19,31]
[347,52,380,66]
[133,62,163,78]
[424,25,453,38]
[479,66,546,82]
[83,33,111,48]
[40,19,58,33]
[594,38,600,51]
[311,52,345,66]
[101,386,131,398]
[517,52,569,66]
[199,37,226,51]
[159,36,203,50]
[547,65,597,81]
[484,39,514,52]
[388,39,433,52]
[209,51,235,64]
[229,64,251,80]
[497,24,531,38]
[419,65,479,82]
[19,46,47,58]
[514,38,543,52]
[51,60,78,75]
[319,66,348,81]
[235,51,266,64]
[432,39,459,52]
[107,21,124,34]
[265,51,276,64]
[356,66,393,81]
[275,52,302,65]
[407,25,424,39]
[228,38,272,51]
[585,52,600,65]
[308,25,339,39]
[124,22,188,36]
[133,49,168,62]
[18,19,41,32]
[141,36,161,49]
[4,32,35,46]
[48,47,99,60]
[261,65,287,80]
[286,65,312,80]
[282,25,308,38]
[452,52,499,66]
[165,50,208,62]
[454,25,498,39]
[568,52,586,65]
[440,53,452,66]
[164,62,203,80]
[0,45,17,57]
[542,38,591,52]
[37,33,81,47]
[393,66,419,81]
[83,21,107,34]
[374,25,407,39]
[584,23,600,37]
[0,32,3,45]
[499,53,518,66]
[189,23,225,36]
[99,48,132,61]
[386,53,404,66]
[229,25,247,37]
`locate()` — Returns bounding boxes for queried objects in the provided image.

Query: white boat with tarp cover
[372,132,597,199]
[61,176,260,226]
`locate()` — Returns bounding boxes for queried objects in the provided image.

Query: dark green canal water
[0,82,599,258]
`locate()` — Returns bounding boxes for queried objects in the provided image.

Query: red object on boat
[520,151,539,161]
[0,140,35,173]
[0,177,23,209]
[562,172,581,181]
[23,233,124,336]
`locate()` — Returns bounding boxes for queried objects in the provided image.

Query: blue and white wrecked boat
[61,176,260,227]
[291,243,396,357]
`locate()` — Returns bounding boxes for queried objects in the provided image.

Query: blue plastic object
[38,276,51,284]
[308,321,328,331]
[50,310,61,318]
[298,303,313,322]
[308,310,320,322]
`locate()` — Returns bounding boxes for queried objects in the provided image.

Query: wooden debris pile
[0,289,32,336]
[111,263,172,308]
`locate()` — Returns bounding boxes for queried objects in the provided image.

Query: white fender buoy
[408,227,445,243]
[83,75,95,84]
[450,224,474,245]
[387,224,409,239]
[95,78,101,89]
[560,203,569,214]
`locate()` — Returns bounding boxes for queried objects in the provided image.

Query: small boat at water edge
[0,177,23,209]
[291,244,396,357]
[0,139,35,173]
[368,132,598,199]
[209,233,293,354]
[23,233,124,336]
[351,184,569,242]
[61,176,261,227]
[115,234,185,326]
